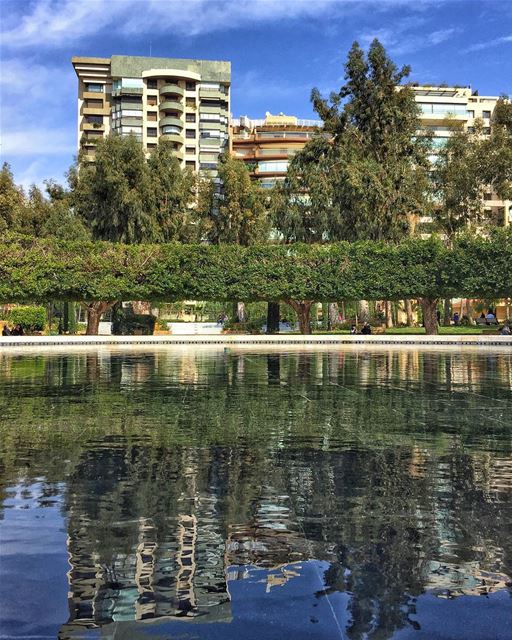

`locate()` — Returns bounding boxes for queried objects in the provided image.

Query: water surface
[1,346,511,639]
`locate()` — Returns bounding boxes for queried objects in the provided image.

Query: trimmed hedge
[0,230,510,303]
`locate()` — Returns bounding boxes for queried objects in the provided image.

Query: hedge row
[0,230,511,303]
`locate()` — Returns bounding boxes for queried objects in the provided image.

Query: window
[186,113,196,122]
[186,82,196,91]
[121,96,142,104]
[147,95,158,106]
[186,129,196,139]
[257,161,289,173]
[162,125,181,134]
[147,112,157,121]
[119,109,142,118]
[482,110,491,119]
[147,143,157,150]
[147,127,158,137]
[186,146,196,154]
[201,100,221,107]
[147,79,158,89]
[186,161,196,169]
[200,163,217,170]
[86,83,103,93]
[468,110,474,118]
[186,98,196,108]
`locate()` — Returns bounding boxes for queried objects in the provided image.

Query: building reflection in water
[0,348,511,639]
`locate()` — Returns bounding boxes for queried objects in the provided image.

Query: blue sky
[1,0,511,189]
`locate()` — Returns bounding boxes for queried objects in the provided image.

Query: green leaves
[1,232,510,304]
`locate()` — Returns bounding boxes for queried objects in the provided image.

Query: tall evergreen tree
[274,39,431,332]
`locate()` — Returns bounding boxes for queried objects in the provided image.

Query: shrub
[6,305,46,332]
[112,311,156,335]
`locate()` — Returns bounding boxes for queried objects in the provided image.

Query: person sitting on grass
[361,322,372,335]
[1,324,11,336]
[500,321,511,336]
[486,310,497,325]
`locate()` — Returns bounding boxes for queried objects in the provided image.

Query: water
[0,346,511,640]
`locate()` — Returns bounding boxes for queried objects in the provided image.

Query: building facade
[412,85,511,227]
[72,55,231,174]
[230,112,322,188]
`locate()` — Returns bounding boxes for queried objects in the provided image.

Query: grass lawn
[307,326,502,335]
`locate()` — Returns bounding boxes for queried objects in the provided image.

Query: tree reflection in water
[0,348,511,639]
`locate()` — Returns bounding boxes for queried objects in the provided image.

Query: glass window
[186,113,196,122]
[186,82,196,91]
[147,96,158,106]
[147,112,158,121]
[467,110,474,118]
[257,161,289,173]
[85,115,103,124]
[186,161,196,168]
[146,79,158,89]
[86,83,103,93]
[186,146,196,154]
[85,99,103,108]
[162,125,181,134]
[147,127,158,137]
[482,110,491,119]
[186,129,196,139]
[122,78,144,89]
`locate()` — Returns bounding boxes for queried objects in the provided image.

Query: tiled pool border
[1,335,511,348]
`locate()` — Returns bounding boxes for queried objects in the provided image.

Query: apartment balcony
[112,86,143,98]
[82,122,105,132]
[199,88,228,101]
[160,100,184,113]
[160,116,183,129]
[82,105,110,116]
[160,84,184,98]
[160,133,183,145]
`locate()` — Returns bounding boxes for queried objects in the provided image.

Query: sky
[1,0,511,190]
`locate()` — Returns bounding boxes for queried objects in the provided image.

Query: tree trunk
[81,301,115,336]
[405,299,414,327]
[284,300,313,335]
[385,300,393,328]
[358,300,370,323]
[266,302,280,334]
[328,302,339,330]
[232,301,246,323]
[420,298,439,335]
[443,298,452,326]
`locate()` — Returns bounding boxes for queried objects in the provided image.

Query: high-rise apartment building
[412,85,511,227]
[72,55,231,174]
[230,112,322,188]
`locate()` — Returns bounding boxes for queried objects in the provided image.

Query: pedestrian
[350,325,357,334]
[485,310,496,325]
[361,322,372,335]
[500,321,511,335]
[452,312,460,326]
[2,324,11,336]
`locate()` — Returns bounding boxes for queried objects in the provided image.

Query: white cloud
[2,0,443,49]
[2,0,337,49]
[1,129,76,156]
[358,22,460,56]
[466,33,512,52]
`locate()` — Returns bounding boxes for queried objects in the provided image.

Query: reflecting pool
[0,346,511,640]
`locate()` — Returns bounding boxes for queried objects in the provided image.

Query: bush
[6,305,46,332]
[112,311,156,335]
[224,320,262,334]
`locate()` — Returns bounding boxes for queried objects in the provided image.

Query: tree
[70,134,156,244]
[274,39,431,333]
[196,155,271,323]
[198,154,270,246]
[69,135,195,333]
[0,163,26,233]
[147,139,196,242]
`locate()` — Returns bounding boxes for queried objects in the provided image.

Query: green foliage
[196,155,270,245]
[5,305,46,331]
[276,39,431,244]
[112,310,156,335]
[0,231,510,304]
